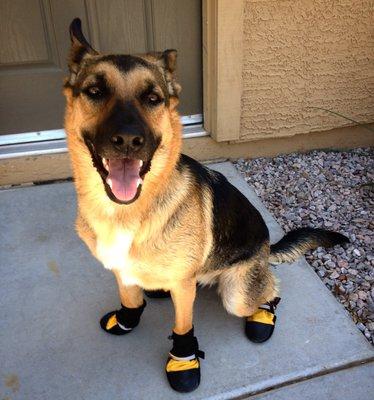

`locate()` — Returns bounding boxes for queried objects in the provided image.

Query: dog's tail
[269,228,349,264]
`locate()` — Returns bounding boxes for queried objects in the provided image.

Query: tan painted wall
[240,0,374,141]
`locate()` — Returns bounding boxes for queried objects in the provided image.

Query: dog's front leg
[113,270,144,308]
[170,279,196,335]
[166,279,204,393]
[99,270,145,335]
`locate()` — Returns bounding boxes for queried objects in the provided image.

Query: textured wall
[240,0,374,141]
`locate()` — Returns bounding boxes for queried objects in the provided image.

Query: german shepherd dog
[64,18,348,392]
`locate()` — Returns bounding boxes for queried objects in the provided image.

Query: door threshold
[0,124,208,159]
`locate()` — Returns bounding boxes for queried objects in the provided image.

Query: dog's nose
[110,132,145,153]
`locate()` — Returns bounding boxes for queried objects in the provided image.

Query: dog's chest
[95,229,172,288]
[96,229,139,282]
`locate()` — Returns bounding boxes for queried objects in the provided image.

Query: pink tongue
[106,159,141,202]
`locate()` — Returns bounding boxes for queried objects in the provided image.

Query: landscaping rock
[234,148,374,345]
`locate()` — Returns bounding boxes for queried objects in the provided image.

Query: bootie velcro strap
[166,327,204,393]
[100,301,146,335]
[169,327,205,359]
[245,297,281,343]
[266,297,281,313]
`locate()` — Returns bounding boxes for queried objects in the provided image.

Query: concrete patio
[0,162,373,400]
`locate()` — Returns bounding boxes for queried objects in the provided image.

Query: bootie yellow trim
[247,309,275,325]
[106,314,118,330]
[166,358,199,373]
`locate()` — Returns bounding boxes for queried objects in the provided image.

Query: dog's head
[64,18,182,205]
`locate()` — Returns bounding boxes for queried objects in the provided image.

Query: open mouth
[85,140,151,204]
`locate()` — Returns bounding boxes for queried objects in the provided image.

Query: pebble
[367,322,374,331]
[338,260,349,268]
[357,322,366,332]
[357,299,365,309]
[234,148,374,345]
[358,291,367,300]
[330,271,339,279]
[338,286,346,294]
[349,293,359,301]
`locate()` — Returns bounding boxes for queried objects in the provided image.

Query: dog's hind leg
[218,253,280,343]
[99,270,146,336]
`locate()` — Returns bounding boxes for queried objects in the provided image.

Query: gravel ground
[234,148,374,344]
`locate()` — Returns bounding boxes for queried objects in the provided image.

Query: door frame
[203,0,243,142]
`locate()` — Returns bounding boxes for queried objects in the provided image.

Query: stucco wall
[240,0,374,141]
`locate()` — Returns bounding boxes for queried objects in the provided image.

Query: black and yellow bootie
[100,301,146,335]
[166,327,204,393]
[245,297,281,343]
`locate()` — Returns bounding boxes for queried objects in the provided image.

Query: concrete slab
[0,162,372,400]
[250,362,374,400]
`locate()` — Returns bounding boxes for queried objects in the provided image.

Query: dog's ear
[162,49,178,74]
[68,18,98,84]
[144,49,181,97]
[160,49,181,97]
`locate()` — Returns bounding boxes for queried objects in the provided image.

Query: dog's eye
[84,86,104,99]
[146,93,163,106]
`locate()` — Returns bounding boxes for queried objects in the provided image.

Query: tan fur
[113,270,143,309]
[218,245,278,317]
[170,280,197,334]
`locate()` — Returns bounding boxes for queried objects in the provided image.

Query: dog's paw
[99,301,146,335]
[245,297,280,343]
[100,311,134,335]
[166,357,201,393]
[165,327,204,393]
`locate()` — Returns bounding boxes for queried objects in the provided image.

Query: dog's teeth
[102,158,109,170]
[137,178,143,187]
[140,160,143,167]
